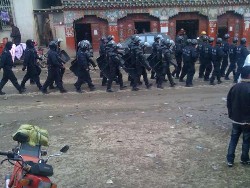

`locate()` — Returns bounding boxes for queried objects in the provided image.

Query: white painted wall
[12,0,35,43]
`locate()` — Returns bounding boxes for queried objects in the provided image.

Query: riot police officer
[139,41,152,89]
[20,39,42,91]
[99,37,108,86]
[198,35,209,79]
[210,38,224,85]
[49,38,65,89]
[41,41,67,93]
[203,37,214,81]
[161,39,176,87]
[225,37,238,80]
[106,41,126,92]
[150,35,161,79]
[74,41,96,93]
[234,38,249,83]
[130,37,151,90]
[182,39,198,87]
[179,39,192,82]
[0,41,24,95]
[220,33,230,77]
[198,35,206,78]
[172,35,184,79]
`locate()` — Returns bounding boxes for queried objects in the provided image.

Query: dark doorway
[135,22,150,34]
[74,23,92,47]
[217,27,228,38]
[176,20,199,39]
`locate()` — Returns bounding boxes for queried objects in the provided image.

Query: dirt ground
[0,65,250,188]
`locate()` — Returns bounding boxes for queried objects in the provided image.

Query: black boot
[146,83,153,89]
[76,88,83,93]
[120,85,127,90]
[106,88,114,92]
[132,87,139,91]
[157,84,164,89]
[89,86,96,91]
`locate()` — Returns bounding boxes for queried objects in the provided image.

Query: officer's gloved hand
[22,66,26,71]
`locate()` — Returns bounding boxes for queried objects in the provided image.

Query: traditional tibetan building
[38,0,250,55]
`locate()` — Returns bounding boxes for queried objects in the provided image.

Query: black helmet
[107,35,114,42]
[208,37,214,43]
[240,38,247,44]
[131,35,140,41]
[203,35,209,41]
[49,41,57,49]
[100,37,106,41]
[187,39,192,45]
[162,39,171,47]
[154,35,161,41]
[216,38,223,44]
[55,38,63,45]
[26,39,34,48]
[233,37,238,43]
[177,35,184,42]
[134,37,141,44]
[100,37,107,44]
[191,39,198,45]
[79,41,88,50]
[224,33,230,39]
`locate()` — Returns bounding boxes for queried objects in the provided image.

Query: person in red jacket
[226,66,250,167]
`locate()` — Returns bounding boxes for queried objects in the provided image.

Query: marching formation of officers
[0,32,249,95]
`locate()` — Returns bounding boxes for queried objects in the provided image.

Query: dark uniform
[234,38,250,83]
[198,37,205,78]
[210,38,224,85]
[172,36,184,79]
[179,39,192,82]
[150,35,164,88]
[74,42,95,93]
[20,39,42,90]
[150,35,161,79]
[0,42,23,95]
[130,38,151,90]
[225,37,238,80]
[99,37,108,86]
[139,42,152,89]
[49,40,65,89]
[162,39,176,87]
[198,36,210,80]
[220,34,230,77]
[181,39,198,87]
[41,41,67,93]
[106,41,126,92]
[201,38,213,81]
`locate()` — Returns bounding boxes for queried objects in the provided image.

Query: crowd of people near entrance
[0,29,249,95]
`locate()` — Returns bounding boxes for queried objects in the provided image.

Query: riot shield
[121,53,137,80]
[148,54,163,75]
[96,56,111,79]
[69,59,78,76]
[60,50,70,63]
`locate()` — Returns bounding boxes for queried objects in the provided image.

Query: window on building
[0,0,12,30]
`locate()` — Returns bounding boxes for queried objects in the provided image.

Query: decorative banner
[65,27,74,37]
[109,25,119,42]
[0,11,10,22]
